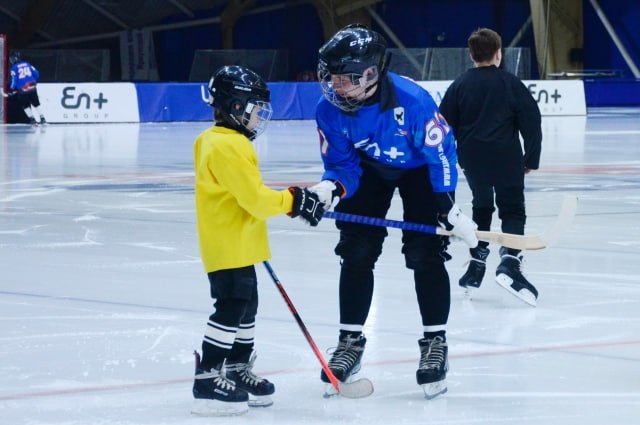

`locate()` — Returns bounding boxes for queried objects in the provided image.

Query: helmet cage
[240,99,273,139]
[317,62,380,112]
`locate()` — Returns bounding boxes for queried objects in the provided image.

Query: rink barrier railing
[32,79,640,124]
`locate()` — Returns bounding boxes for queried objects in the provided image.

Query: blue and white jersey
[9,61,40,91]
[316,72,458,198]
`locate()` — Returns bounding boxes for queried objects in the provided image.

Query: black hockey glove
[288,187,325,227]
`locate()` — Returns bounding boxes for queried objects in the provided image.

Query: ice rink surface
[1,109,639,424]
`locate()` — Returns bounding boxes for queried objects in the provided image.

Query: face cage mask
[241,100,273,140]
[319,65,377,112]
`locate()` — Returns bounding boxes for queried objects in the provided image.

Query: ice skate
[191,352,249,417]
[495,247,538,306]
[40,116,47,125]
[321,333,366,397]
[459,246,490,297]
[416,336,448,400]
[226,351,275,407]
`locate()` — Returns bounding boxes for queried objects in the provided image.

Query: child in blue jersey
[308,24,478,400]
[8,52,46,125]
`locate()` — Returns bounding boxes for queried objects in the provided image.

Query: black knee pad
[335,232,385,270]
[403,236,451,270]
[208,266,257,301]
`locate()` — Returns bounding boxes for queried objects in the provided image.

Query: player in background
[438,28,542,306]
[308,24,478,399]
[8,52,46,125]
[192,65,325,416]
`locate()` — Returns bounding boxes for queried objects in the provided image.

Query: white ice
[1,110,639,424]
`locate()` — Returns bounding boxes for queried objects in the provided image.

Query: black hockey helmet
[318,24,388,76]
[317,24,389,111]
[207,65,272,140]
[9,51,21,65]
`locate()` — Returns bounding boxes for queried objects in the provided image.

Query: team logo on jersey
[424,112,450,147]
[393,107,405,125]
[318,128,329,156]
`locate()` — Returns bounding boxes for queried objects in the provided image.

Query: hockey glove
[308,180,344,211]
[439,204,479,248]
[288,187,325,227]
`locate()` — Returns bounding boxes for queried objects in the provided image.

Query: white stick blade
[338,378,374,398]
[541,195,579,246]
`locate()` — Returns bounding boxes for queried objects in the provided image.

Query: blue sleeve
[411,93,458,193]
[316,103,362,198]
[32,65,40,81]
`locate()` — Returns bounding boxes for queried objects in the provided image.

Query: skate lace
[196,369,236,391]
[226,354,266,388]
[419,336,446,370]
[327,336,363,372]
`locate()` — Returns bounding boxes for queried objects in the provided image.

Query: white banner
[417,80,586,116]
[38,83,140,123]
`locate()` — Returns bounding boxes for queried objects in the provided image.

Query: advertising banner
[38,83,140,123]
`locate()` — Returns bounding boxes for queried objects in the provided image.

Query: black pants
[17,89,41,109]
[464,171,526,252]
[333,162,451,334]
[200,266,258,369]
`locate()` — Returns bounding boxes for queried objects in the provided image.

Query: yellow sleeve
[210,137,294,220]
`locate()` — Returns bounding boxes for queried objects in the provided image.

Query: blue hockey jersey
[9,61,40,91]
[316,72,458,198]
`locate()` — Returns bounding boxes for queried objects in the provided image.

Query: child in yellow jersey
[191,65,325,417]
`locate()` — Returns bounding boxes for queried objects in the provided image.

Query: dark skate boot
[495,247,538,306]
[459,246,490,295]
[226,352,275,407]
[29,116,37,125]
[191,352,248,416]
[416,336,449,399]
[321,333,366,396]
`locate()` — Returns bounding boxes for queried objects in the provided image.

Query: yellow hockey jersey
[194,125,294,272]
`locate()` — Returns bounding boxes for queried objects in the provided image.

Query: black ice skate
[40,116,47,125]
[28,116,37,125]
[495,247,538,306]
[459,246,490,295]
[226,352,275,407]
[416,336,448,400]
[321,333,366,396]
[191,352,249,417]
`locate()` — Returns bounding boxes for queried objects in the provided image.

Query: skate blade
[495,275,537,306]
[323,378,375,399]
[191,399,249,416]
[464,285,478,299]
[248,395,273,408]
[421,380,448,400]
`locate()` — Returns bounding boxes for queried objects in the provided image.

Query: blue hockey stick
[323,210,546,250]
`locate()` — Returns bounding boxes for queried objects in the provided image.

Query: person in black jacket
[439,28,542,306]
